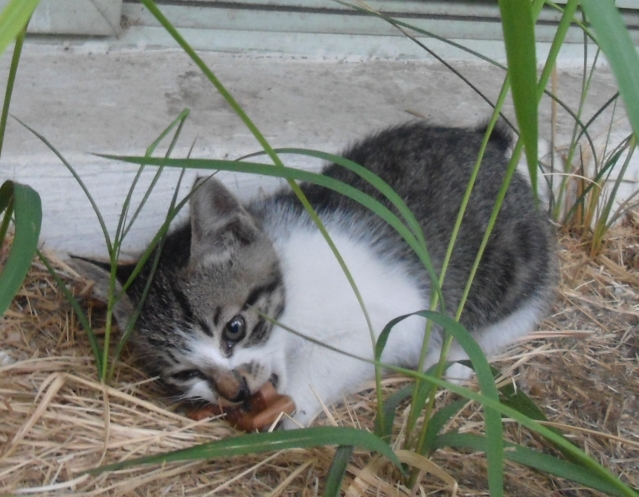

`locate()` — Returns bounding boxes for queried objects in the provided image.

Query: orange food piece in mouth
[186,382,296,432]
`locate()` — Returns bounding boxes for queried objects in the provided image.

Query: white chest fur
[268,224,429,426]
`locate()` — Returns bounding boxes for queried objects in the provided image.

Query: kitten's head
[73,176,286,405]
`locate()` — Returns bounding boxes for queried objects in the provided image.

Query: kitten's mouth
[217,374,279,410]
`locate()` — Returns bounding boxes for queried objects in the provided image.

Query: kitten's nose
[213,371,250,403]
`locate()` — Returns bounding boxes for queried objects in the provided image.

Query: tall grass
[0,6,41,322]
[1,0,638,495]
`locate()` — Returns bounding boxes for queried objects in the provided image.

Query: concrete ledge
[0,41,635,256]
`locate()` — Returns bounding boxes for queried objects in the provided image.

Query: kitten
[75,122,557,429]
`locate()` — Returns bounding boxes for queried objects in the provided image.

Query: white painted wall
[0,0,122,35]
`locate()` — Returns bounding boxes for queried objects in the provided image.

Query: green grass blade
[496,372,578,460]
[104,109,191,380]
[324,445,354,497]
[562,136,632,225]
[374,316,431,440]
[405,370,434,439]
[545,0,594,39]
[421,398,468,454]
[374,383,414,440]
[581,0,639,140]
[0,0,38,56]
[0,204,12,246]
[255,312,639,497]
[0,15,27,158]
[248,149,425,243]
[402,368,638,497]
[434,433,636,497]
[335,1,515,130]
[37,249,104,376]
[109,171,189,379]
[373,310,503,487]
[498,0,538,201]
[136,3,357,315]
[412,311,503,493]
[118,108,191,242]
[242,147,443,308]
[423,376,638,497]
[335,0,506,70]
[576,92,619,152]
[592,135,636,251]
[106,150,437,435]
[499,381,548,424]
[13,116,113,254]
[405,104,507,486]
[111,164,189,375]
[88,427,404,476]
[98,154,442,308]
[402,78,505,479]
[608,194,639,228]
[0,181,14,242]
[0,181,11,213]
[0,182,41,317]
[131,1,383,406]
[101,155,438,428]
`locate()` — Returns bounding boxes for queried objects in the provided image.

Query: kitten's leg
[275,315,427,429]
[278,345,375,429]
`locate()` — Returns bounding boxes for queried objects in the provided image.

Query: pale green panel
[160,0,638,15]
[554,0,638,8]
[122,3,624,42]
[117,24,511,59]
[0,0,123,35]
[124,4,499,39]
[160,0,502,16]
[148,0,565,21]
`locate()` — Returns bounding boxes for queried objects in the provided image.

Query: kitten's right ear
[189,176,259,262]
[69,256,135,327]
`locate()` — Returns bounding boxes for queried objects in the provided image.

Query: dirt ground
[0,214,638,496]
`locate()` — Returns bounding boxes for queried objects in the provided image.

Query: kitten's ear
[69,256,135,328]
[189,176,259,261]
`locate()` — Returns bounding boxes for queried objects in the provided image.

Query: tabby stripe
[173,288,195,324]
[250,317,268,343]
[213,306,222,327]
[244,277,282,308]
[166,350,178,364]
[273,297,285,319]
[198,319,213,337]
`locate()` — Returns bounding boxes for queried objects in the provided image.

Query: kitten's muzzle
[212,370,250,403]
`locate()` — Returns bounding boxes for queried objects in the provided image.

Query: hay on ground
[1,215,638,496]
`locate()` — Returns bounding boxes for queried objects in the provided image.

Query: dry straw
[1,214,638,496]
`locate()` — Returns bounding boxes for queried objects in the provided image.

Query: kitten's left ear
[69,256,135,328]
[189,176,259,262]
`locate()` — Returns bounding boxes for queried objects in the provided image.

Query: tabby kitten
[75,122,556,429]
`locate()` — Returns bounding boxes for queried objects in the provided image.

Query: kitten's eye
[171,369,205,382]
[223,315,246,342]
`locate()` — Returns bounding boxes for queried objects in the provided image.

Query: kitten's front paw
[279,416,304,430]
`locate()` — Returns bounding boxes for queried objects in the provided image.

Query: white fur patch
[269,226,429,426]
